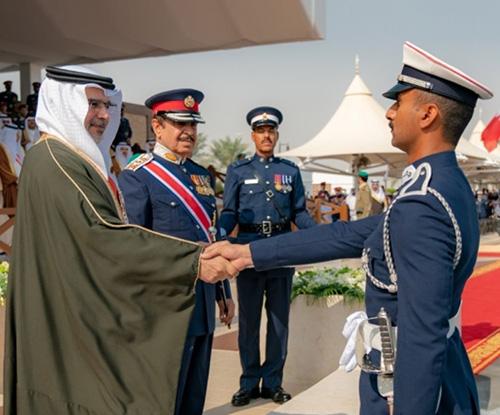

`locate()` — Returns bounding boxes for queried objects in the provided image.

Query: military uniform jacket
[249,151,479,414]
[118,153,231,337]
[220,154,316,242]
[356,182,372,219]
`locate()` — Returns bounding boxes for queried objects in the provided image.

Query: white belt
[339,306,461,372]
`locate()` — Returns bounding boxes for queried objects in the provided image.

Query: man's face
[34,84,40,93]
[0,103,7,113]
[4,83,11,92]
[371,181,379,191]
[84,87,111,143]
[251,124,279,155]
[152,116,197,158]
[385,89,421,152]
[27,118,37,130]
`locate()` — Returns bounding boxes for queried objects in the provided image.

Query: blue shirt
[220,154,316,242]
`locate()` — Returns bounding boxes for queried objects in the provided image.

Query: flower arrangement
[0,261,9,306]
[291,266,365,302]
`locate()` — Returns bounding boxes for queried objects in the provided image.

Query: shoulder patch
[398,162,432,197]
[187,158,210,174]
[125,153,153,171]
[278,157,298,168]
[232,157,252,168]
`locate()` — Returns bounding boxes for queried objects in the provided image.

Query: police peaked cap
[246,106,283,128]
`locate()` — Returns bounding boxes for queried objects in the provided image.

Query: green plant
[291,266,365,302]
[0,261,9,306]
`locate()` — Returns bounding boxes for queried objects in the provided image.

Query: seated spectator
[114,141,133,174]
[316,181,330,200]
[13,103,29,129]
[22,117,41,150]
[330,187,346,222]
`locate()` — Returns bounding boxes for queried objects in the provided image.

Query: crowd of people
[476,188,500,219]
[313,171,391,222]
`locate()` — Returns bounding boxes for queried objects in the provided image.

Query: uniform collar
[401,151,457,185]
[254,153,275,163]
[153,142,186,165]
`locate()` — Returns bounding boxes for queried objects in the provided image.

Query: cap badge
[262,113,268,120]
[184,95,195,108]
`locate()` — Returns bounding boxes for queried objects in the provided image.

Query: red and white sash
[143,160,212,242]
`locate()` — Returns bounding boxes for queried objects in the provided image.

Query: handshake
[198,241,254,283]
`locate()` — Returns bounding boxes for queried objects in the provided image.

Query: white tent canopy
[281,67,405,174]
[469,119,486,149]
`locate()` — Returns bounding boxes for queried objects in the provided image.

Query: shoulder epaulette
[232,157,253,168]
[125,153,153,171]
[278,157,298,168]
[187,158,210,173]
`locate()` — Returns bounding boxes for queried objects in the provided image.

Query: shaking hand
[198,255,239,283]
[201,241,253,272]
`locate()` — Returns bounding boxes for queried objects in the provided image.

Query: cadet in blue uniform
[118,89,234,415]
[204,42,493,414]
[220,106,316,406]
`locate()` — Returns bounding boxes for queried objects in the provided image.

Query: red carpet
[462,260,500,374]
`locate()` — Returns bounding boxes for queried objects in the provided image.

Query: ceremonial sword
[377,307,395,415]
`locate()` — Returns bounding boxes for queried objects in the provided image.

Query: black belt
[239,221,291,236]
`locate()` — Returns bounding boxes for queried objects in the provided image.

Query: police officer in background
[118,88,234,415]
[204,42,493,414]
[0,81,18,116]
[220,106,316,406]
[26,81,41,115]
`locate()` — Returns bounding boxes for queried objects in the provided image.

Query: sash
[143,160,212,242]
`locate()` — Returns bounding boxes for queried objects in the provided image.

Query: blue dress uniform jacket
[118,152,231,415]
[220,154,316,391]
[249,151,480,415]
[220,154,315,240]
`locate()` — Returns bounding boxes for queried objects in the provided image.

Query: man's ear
[251,130,257,145]
[151,118,162,136]
[420,102,440,129]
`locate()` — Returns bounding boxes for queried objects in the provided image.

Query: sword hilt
[377,307,395,374]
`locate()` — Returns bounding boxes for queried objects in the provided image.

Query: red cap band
[152,100,199,114]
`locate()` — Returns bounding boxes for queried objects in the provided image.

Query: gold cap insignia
[262,113,268,120]
[184,95,195,108]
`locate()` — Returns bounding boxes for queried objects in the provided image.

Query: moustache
[90,120,107,129]
[179,134,195,143]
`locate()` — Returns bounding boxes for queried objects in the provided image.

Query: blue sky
[2,1,499,151]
